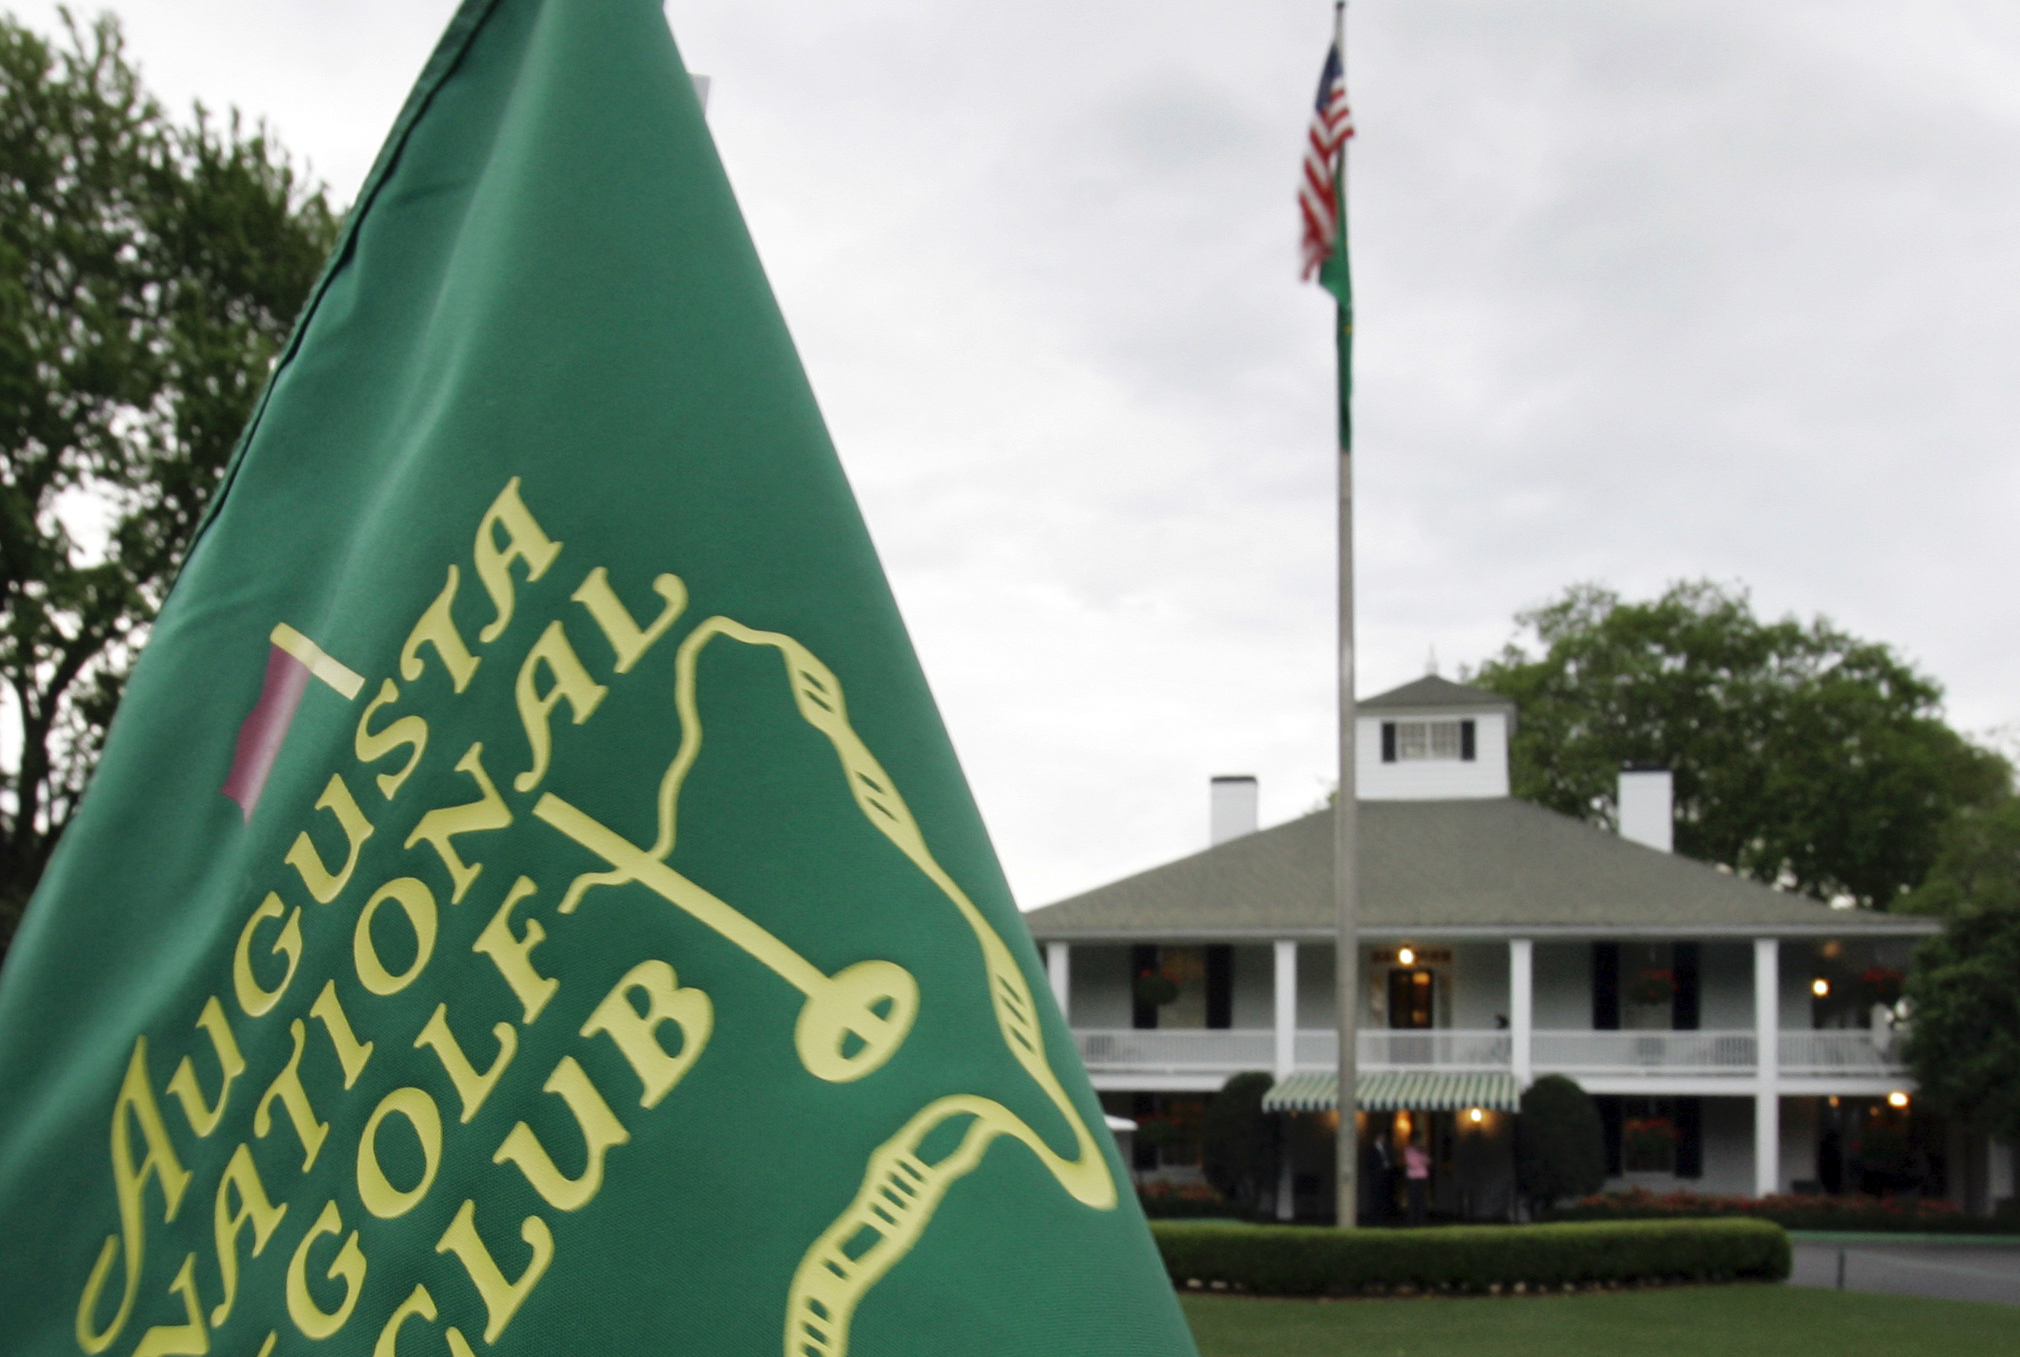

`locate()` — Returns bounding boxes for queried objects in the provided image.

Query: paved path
[1789,1237,2020,1307]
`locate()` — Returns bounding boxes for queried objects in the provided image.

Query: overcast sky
[42,0,2020,908]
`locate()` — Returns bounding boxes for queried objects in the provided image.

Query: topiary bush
[1516,1074,1605,1217]
[1150,1218,1790,1296]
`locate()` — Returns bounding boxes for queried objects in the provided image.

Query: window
[1381,719,1477,763]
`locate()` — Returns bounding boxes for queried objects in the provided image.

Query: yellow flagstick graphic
[269,625,365,700]
[537,617,1115,1357]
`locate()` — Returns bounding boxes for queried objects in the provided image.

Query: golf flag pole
[1322,0,1362,1229]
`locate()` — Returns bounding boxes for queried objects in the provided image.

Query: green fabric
[1261,1072,1521,1115]
[0,4,1193,1356]
[1318,179,1352,452]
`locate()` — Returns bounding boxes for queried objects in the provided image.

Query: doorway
[1388,968,1436,1029]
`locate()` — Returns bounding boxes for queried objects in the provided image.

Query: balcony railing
[1530,1031,1757,1075]
[1072,1027,1909,1080]
[1364,1030,1513,1069]
[1075,1029,1274,1077]
[1780,1030,1903,1074]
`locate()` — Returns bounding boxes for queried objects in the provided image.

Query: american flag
[1299,41,1354,280]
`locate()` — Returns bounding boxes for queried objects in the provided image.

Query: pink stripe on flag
[222,645,313,820]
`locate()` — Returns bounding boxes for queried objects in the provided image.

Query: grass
[1180,1284,2015,1357]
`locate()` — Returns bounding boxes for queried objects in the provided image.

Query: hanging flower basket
[1860,967,1904,1007]
[1628,968,1676,1007]
[1623,1117,1678,1158]
[1134,969,1180,1008]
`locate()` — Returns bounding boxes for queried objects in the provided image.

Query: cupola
[1356,675,1514,801]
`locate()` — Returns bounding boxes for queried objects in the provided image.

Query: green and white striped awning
[1261,1070,1520,1114]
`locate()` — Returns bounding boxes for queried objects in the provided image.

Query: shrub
[1150,1218,1790,1296]
[1549,1186,2020,1234]
[1515,1074,1605,1216]
[1201,1073,1275,1208]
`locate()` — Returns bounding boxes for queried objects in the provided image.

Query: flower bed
[1548,1186,2017,1233]
[1138,1181,1243,1219]
[1151,1218,1789,1296]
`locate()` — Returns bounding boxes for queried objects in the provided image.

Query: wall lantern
[1887,1091,1910,1109]
[1397,946,1416,966]
[1811,978,1830,997]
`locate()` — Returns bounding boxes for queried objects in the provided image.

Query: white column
[1754,937,1780,1198]
[1047,942,1070,1022]
[1509,938,1534,1088]
[1273,940,1298,1079]
[1274,939,1299,1220]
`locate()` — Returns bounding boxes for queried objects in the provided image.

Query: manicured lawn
[1181,1284,2014,1357]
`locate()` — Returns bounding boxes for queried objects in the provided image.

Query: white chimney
[1617,769,1673,853]
[1210,775,1259,846]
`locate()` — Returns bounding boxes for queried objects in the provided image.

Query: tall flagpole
[1329,0,1362,1230]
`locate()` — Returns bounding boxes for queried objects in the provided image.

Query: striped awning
[1261,1070,1520,1114]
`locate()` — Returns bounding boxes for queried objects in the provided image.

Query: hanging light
[1397,946,1416,966]
[1887,1091,1910,1109]
[1467,1107,1484,1124]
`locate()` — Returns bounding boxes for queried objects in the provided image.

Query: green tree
[0,12,338,950]
[1200,1072,1274,1210]
[1514,1074,1605,1218]
[1471,581,2007,909]
[1899,799,2020,1142]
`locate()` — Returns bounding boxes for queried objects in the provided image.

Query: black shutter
[1206,945,1233,1029]
[1381,722,1397,763]
[1674,1098,1702,1179]
[1131,944,1159,1030]
[1460,719,1476,761]
[1672,943,1700,1031]
[1592,943,1620,1031]
[1597,1096,1623,1178]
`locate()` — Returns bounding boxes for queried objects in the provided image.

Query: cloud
[50,0,2020,907]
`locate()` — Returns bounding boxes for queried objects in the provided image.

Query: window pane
[1429,722,1461,759]
[1396,720,1463,762]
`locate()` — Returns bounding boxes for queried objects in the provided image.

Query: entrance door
[1388,968,1436,1029]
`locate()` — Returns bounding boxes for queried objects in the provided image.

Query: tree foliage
[1514,1074,1605,1217]
[1200,1072,1275,1209]
[1470,581,2007,909]
[1899,798,2020,1142]
[0,13,338,948]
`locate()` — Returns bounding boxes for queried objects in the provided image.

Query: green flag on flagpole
[0,4,1195,1355]
[1320,200,1353,454]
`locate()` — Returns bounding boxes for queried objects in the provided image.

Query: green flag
[1321,215,1353,454]
[0,4,1195,1355]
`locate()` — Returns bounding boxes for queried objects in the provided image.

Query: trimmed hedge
[1550,1187,2020,1235]
[1150,1218,1790,1296]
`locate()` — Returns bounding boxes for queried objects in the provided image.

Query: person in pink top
[1404,1139,1431,1226]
